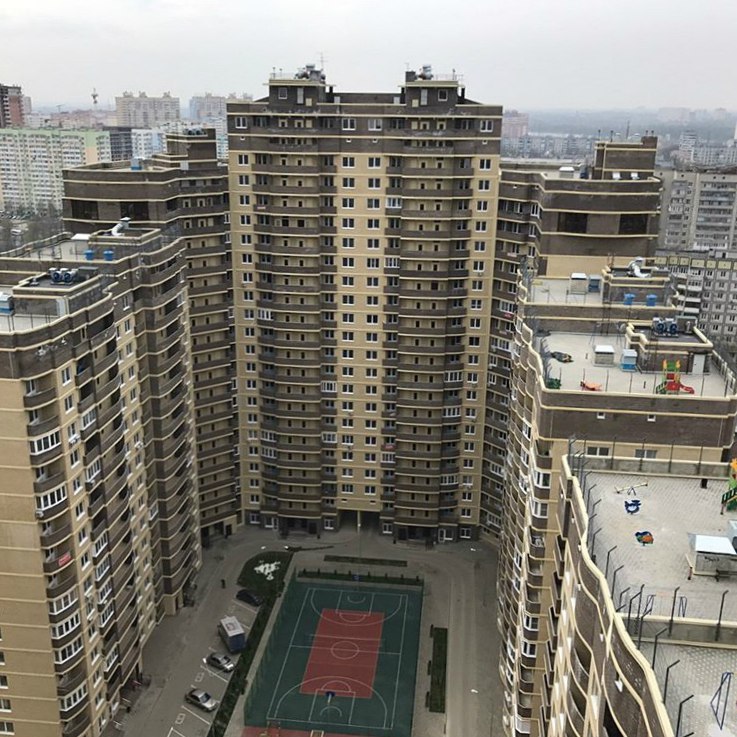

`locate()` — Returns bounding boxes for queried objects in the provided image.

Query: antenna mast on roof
[91,88,99,107]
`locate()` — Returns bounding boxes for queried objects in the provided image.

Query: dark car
[206,652,235,672]
[236,589,263,606]
[185,688,218,712]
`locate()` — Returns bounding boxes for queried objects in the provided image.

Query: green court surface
[244,577,423,737]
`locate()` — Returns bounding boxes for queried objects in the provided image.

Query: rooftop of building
[523,267,737,399]
[582,467,737,736]
[0,227,180,334]
[0,267,105,334]
[587,470,736,621]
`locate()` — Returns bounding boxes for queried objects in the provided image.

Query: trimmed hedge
[428,627,448,713]
[324,554,407,567]
[299,568,423,586]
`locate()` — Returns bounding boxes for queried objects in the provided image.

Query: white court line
[389,593,408,729]
[181,705,211,725]
[267,586,311,720]
[289,644,401,655]
[348,692,357,725]
[307,690,318,722]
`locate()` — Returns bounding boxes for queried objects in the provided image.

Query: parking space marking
[201,665,229,684]
[167,727,187,737]
[232,600,256,615]
[194,671,204,683]
[182,705,211,725]
[174,713,185,725]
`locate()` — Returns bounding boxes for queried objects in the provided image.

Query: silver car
[207,652,235,672]
[185,688,218,712]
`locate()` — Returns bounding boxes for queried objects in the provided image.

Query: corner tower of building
[229,65,501,541]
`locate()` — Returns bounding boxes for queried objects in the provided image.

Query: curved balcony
[23,386,57,409]
[61,711,91,737]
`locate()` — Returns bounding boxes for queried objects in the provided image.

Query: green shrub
[428,627,448,713]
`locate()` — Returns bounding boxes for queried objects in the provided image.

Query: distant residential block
[115,91,180,128]
[0,128,111,212]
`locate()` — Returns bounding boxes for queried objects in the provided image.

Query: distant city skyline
[2,0,735,110]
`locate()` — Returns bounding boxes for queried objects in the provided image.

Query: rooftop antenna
[92,88,99,107]
[318,51,326,70]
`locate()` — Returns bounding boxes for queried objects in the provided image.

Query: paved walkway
[111,526,503,737]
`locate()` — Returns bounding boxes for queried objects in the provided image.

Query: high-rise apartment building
[491,141,737,736]
[0,84,24,128]
[0,226,200,737]
[62,129,237,540]
[499,260,737,737]
[189,93,229,122]
[115,92,180,129]
[481,140,662,538]
[228,65,501,540]
[0,128,112,212]
[657,168,737,256]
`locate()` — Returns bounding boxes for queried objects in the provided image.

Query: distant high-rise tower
[0,83,25,127]
[229,64,502,541]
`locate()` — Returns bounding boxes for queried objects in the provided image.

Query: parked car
[206,652,235,672]
[185,688,218,712]
[236,589,263,606]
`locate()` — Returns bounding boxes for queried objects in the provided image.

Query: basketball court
[243,578,423,737]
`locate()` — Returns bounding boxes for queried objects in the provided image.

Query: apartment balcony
[566,688,585,736]
[61,711,91,737]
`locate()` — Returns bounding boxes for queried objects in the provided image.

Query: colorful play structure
[580,380,602,391]
[722,458,737,512]
[655,359,695,395]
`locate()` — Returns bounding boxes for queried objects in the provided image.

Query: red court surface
[299,609,384,698]
[243,729,369,737]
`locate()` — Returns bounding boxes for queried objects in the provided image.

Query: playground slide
[655,381,695,394]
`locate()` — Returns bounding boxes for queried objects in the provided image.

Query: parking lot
[108,532,269,737]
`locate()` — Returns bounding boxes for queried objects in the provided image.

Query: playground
[243,577,423,737]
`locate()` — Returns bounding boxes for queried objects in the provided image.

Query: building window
[634,449,658,459]
[342,118,356,131]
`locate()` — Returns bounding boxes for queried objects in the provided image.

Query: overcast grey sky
[2,0,734,111]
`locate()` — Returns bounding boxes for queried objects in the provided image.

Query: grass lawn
[236,550,293,599]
